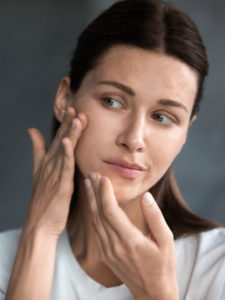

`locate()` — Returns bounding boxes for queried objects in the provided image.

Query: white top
[0,227,224,300]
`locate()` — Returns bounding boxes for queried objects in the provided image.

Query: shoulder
[0,228,22,294]
[176,227,225,256]
[0,227,22,243]
[175,227,225,300]
[0,228,22,261]
[177,226,225,243]
[0,227,22,258]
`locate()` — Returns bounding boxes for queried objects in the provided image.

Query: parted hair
[52,0,220,238]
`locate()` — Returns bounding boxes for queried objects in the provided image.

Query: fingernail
[90,172,96,181]
[71,119,76,128]
[77,113,84,122]
[84,178,91,188]
[143,192,154,206]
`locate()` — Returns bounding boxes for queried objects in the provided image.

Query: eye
[152,113,175,125]
[102,97,123,109]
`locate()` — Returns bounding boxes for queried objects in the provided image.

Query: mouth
[104,158,145,179]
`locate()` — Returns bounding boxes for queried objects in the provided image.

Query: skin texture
[84,174,179,299]
[6,109,88,300]
[53,46,198,296]
[7,46,198,300]
[64,46,198,205]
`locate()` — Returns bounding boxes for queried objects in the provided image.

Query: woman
[0,0,224,299]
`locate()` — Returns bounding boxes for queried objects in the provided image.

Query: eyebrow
[97,80,188,113]
[98,80,135,96]
[158,99,188,113]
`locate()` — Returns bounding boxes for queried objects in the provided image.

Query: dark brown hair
[52,0,220,238]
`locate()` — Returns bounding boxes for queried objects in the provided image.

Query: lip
[104,158,145,179]
[105,158,145,171]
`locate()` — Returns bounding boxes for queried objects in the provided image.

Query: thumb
[28,128,47,174]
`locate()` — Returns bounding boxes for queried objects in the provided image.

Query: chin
[111,184,142,204]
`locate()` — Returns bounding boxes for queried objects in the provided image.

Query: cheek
[147,128,187,173]
[76,110,113,149]
[74,114,114,176]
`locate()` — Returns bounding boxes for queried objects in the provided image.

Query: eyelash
[151,113,176,125]
[101,97,124,109]
[101,97,177,125]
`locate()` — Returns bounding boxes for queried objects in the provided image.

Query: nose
[116,114,146,153]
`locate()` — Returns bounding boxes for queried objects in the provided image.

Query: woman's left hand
[84,172,179,300]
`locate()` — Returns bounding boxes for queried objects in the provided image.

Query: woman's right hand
[24,107,87,238]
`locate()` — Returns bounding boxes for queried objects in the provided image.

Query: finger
[141,192,174,246]
[89,172,102,209]
[84,177,111,254]
[67,112,88,150]
[89,173,120,243]
[49,107,76,156]
[59,137,75,196]
[28,128,47,174]
[46,112,87,183]
[52,115,80,174]
[99,176,143,241]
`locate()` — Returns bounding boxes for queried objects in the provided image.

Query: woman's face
[68,46,198,203]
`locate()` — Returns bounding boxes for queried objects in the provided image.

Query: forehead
[80,46,198,110]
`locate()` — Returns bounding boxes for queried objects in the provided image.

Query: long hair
[52,0,220,239]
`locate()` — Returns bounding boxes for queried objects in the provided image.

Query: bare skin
[64,47,197,296]
[5,109,87,300]
[6,46,198,300]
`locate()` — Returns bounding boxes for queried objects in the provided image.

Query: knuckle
[126,237,143,254]
[63,159,74,172]
[102,205,113,219]
[44,163,54,177]
[131,239,143,252]
[111,243,122,259]
[92,213,100,226]
[41,155,49,166]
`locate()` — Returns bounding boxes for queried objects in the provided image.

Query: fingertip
[101,176,109,185]
[67,106,76,117]
[142,192,154,207]
[27,128,42,139]
[62,137,70,150]
[27,128,39,144]
[89,172,97,181]
[84,178,91,189]
[77,112,88,129]
[62,137,69,145]
[27,127,36,136]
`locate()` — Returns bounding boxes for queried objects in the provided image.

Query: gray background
[0,0,224,232]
